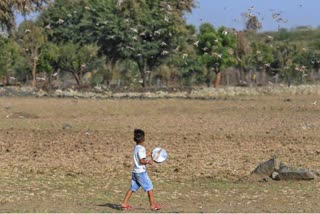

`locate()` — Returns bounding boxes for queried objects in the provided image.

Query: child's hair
[134,129,145,143]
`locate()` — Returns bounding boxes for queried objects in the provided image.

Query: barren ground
[0,95,320,212]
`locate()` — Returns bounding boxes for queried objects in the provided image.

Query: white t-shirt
[133,145,147,173]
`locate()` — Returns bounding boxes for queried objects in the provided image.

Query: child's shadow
[98,203,122,211]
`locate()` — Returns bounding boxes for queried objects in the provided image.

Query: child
[121,129,161,211]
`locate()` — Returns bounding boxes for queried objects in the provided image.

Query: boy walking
[121,129,161,211]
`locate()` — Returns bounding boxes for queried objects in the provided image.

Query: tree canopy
[1,1,320,88]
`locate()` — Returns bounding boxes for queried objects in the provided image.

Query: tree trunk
[214,71,221,88]
[310,69,315,83]
[71,71,81,85]
[275,73,279,84]
[5,67,9,86]
[226,72,230,86]
[147,71,152,86]
[32,59,37,88]
[239,67,244,83]
[235,69,239,85]
[48,73,52,90]
[105,58,114,86]
[143,61,148,87]
[261,70,266,85]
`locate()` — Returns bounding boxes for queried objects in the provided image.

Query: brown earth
[0,95,320,212]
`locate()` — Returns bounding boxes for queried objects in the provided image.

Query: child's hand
[147,151,152,157]
[148,159,154,165]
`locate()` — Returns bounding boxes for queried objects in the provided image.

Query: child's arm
[140,158,153,165]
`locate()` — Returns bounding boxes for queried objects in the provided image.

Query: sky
[186,0,320,31]
[16,0,319,32]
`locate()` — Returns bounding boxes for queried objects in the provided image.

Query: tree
[41,0,196,87]
[249,41,273,84]
[57,43,105,85]
[272,41,303,86]
[0,0,50,30]
[16,20,46,87]
[196,23,237,87]
[165,24,205,87]
[37,42,60,84]
[235,31,251,84]
[106,0,196,87]
[0,37,20,84]
[39,0,93,44]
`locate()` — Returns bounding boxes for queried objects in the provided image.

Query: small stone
[63,123,72,130]
[272,171,280,180]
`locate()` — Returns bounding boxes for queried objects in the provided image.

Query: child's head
[134,129,145,144]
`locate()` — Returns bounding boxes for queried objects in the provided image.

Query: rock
[63,123,72,130]
[272,171,280,180]
[252,157,280,177]
[252,157,315,181]
[278,168,316,180]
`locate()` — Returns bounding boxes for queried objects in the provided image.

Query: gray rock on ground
[252,157,281,177]
[63,123,72,130]
[251,157,316,181]
[277,168,316,180]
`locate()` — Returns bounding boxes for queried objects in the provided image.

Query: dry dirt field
[0,95,320,212]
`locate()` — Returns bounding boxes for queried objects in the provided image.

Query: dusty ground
[0,95,320,212]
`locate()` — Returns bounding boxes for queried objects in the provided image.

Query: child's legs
[122,173,140,205]
[147,190,155,207]
[135,172,155,207]
[135,172,153,192]
[122,189,134,206]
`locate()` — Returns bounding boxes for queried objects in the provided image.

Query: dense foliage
[0,1,320,88]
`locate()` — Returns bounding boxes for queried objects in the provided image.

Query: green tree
[41,0,196,87]
[58,43,105,85]
[37,42,60,84]
[197,23,237,87]
[16,20,46,87]
[272,41,304,86]
[249,41,273,84]
[165,24,205,87]
[0,37,20,84]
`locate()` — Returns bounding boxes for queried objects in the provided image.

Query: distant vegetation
[0,0,320,90]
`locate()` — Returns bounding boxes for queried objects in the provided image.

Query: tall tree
[249,41,273,84]
[16,20,46,87]
[57,43,105,85]
[235,31,252,84]
[272,41,302,86]
[41,0,196,87]
[0,37,20,84]
[197,23,237,87]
